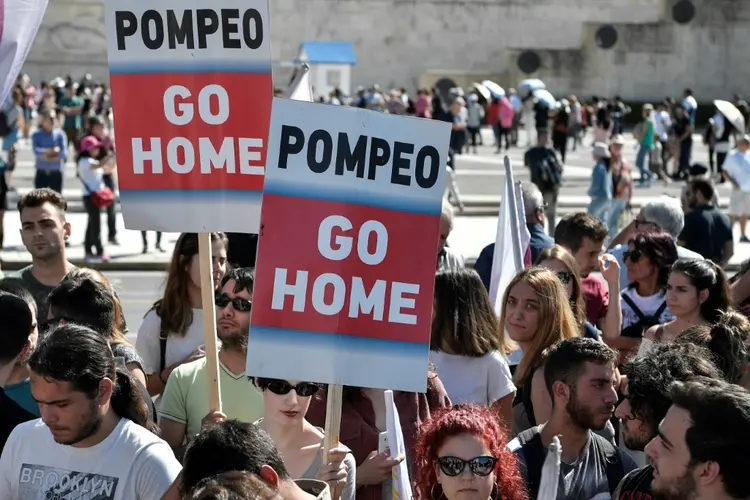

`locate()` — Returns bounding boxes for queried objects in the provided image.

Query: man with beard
[613,342,723,498]
[678,179,733,266]
[644,378,750,500]
[2,188,74,323]
[159,267,264,456]
[509,338,636,499]
[0,324,181,499]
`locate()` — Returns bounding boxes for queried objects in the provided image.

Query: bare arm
[489,392,515,429]
[599,255,623,341]
[530,368,552,425]
[731,269,750,306]
[127,364,147,387]
[159,417,187,451]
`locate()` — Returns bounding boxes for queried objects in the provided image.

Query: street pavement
[108,271,165,345]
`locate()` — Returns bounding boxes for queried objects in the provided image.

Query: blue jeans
[636,145,654,183]
[588,198,612,228]
[608,198,628,239]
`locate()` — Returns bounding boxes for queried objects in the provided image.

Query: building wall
[25,0,750,101]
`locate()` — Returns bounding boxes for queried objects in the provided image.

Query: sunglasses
[215,293,252,312]
[555,271,574,285]
[437,456,498,477]
[40,316,70,333]
[258,379,320,397]
[623,249,642,263]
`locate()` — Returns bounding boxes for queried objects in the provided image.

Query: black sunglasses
[258,379,320,397]
[41,316,70,333]
[623,249,643,263]
[555,271,574,285]
[215,293,252,312]
[437,456,498,477]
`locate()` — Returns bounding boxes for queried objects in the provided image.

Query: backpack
[515,427,627,498]
[620,292,667,339]
[0,110,11,137]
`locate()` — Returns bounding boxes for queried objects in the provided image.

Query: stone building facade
[25,0,749,101]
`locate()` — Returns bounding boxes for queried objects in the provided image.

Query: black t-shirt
[0,386,36,453]
[679,205,732,263]
[613,464,653,499]
[534,102,549,129]
[674,116,692,143]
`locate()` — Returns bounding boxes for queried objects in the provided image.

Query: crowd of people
[0,182,746,499]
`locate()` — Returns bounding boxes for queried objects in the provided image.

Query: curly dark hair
[413,405,528,500]
[621,342,722,432]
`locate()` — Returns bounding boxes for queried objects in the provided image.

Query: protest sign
[247,99,450,392]
[0,0,47,104]
[104,1,272,232]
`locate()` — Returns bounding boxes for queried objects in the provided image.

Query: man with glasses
[608,196,702,287]
[159,267,264,457]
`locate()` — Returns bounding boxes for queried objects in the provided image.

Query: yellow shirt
[159,357,264,439]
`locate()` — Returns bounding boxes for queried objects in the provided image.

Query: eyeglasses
[215,293,252,312]
[623,249,642,263]
[257,379,320,397]
[437,456,498,477]
[555,271,574,285]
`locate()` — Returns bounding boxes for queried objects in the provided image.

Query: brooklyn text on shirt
[272,214,419,325]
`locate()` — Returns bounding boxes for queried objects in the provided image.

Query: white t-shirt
[723,149,750,192]
[0,418,181,500]
[77,157,104,195]
[621,287,673,331]
[135,308,207,375]
[430,351,515,406]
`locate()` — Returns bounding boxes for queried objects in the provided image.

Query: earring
[430,483,444,500]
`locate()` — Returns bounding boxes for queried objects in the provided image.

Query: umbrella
[481,80,505,99]
[534,89,556,108]
[714,99,746,134]
[472,82,491,101]
[518,78,545,92]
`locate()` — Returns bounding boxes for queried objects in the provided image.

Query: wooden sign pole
[198,233,222,412]
[322,384,343,500]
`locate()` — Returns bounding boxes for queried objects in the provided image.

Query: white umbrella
[535,89,556,108]
[714,99,746,134]
[472,82,491,100]
[481,80,505,98]
[518,78,545,92]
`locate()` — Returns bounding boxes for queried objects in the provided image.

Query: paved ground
[108,271,165,344]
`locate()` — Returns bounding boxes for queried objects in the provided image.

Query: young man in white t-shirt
[0,323,181,500]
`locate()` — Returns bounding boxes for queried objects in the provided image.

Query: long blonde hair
[499,267,579,384]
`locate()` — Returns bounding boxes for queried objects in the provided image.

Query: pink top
[415,96,431,118]
[499,98,515,128]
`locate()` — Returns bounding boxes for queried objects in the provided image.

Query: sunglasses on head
[215,293,252,312]
[623,249,643,263]
[437,456,498,477]
[555,270,574,285]
[257,379,320,397]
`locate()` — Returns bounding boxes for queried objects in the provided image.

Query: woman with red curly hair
[413,405,528,500]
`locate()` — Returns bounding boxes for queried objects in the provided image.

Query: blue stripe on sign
[109,59,272,75]
[262,178,442,216]
[120,189,263,202]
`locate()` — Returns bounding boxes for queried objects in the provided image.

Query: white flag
[385,390,411,500]
[0,0,48,102]
[284,63,313,103]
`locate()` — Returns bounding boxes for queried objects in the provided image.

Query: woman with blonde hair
[499,267,579,435]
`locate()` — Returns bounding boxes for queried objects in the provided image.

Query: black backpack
[620,292,667,339]
[515,427,627,498]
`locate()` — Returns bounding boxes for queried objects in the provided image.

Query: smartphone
[378,431,389,455]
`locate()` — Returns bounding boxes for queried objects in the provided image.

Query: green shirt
[59,95,84,130]
[159,357,265,440]
[640,120,655,148]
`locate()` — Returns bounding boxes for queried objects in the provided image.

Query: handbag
[81,176,115,208]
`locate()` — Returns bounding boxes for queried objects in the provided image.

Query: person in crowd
[680,164,719,214]
[160,267,264,455]
[524,131,562,236]
[613,342,724,498]
[499,267,579,435]
[639,259,730,354]
[0,324,181,498]
[633,104,657,185]
[536,245,622,340]
[608,196,702,287]
[437,199,464,270]
[58,82,84,154]
[474,183,554,291]
[2,88,24,187]
[678,311,750,386]
[306,377,450,500]
[430,269,516,425]
[721,134,750,242]
[77,134,111,262]
[644,378,750,500]
[135,232,228,398]
[412,405,528,500]
[587,142,613,225]
[2,189,74,322]
[187,471,283,499]
[65,267,129,337]
[167,419,332,499]
[608,232,678,359]
[679,180,733,265]
[254,378,354,499]
[82,116,118,244]
[551,99,570,164]
[654,101,673,168]
[498,95,515,152]
[608,134,634,239]
[509,338,636,498]
[466,94,483,154]
[30,110,67,192]
[142,231,165,254]
[554,212,610,328]
[673,105,694,179]
[0,292,38,451]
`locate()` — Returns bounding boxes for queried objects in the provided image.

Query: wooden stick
[198,232,222,412]
[323,384,343,500]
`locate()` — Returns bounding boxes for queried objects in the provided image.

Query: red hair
[413,405,528,500]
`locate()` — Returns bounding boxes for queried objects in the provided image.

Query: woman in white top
[430,269,515,427]
[135,232,228,398]
[77,135,109,261]
[641,259,731,355]
[254,378,356,500]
